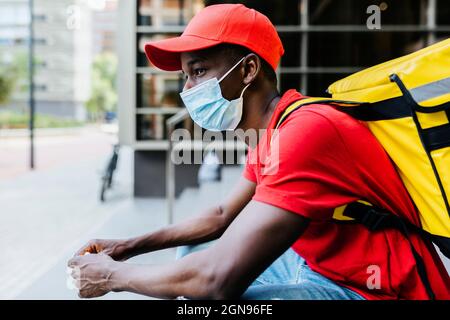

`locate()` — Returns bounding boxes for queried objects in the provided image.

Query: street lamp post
[28,0,35,169]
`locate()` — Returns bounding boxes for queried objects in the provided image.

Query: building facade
[92,0,117,55]
[0,0,94,120]
[118,0,450,198]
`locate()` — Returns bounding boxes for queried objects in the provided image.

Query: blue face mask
[180,57,251,132]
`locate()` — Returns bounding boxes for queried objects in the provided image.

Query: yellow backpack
[277,38,450,298]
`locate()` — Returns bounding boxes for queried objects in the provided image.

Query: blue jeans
[176,243,365,300]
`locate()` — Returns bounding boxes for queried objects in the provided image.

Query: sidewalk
[0,127,83,138]
[0,125,115,180]
[0,142,135,299]
[17,197,175,300]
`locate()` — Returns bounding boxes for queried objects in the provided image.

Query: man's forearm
[109,251,218,299]
[127,205,228,256]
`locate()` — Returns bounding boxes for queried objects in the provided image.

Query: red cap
[144,4,284,72]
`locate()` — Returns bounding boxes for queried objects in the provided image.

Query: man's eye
[194,68,206,77]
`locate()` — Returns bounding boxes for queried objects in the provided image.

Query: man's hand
[67,253,119,298]
[74,239,134,261]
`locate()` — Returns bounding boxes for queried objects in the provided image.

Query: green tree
[0,50,40,106]
[0,70,15,105]
[86,52,118,120]
[0,52,23,105]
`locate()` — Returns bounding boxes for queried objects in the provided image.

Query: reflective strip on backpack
[410,76,450,103]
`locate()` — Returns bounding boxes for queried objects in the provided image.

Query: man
[68,4,449,300]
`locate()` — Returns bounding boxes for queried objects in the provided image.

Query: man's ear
[242,53,260,85]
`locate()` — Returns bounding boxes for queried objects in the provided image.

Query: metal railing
[165,108,189,224]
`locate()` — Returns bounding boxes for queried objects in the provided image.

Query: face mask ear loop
[240,82,251,98]
[218,56,246,83]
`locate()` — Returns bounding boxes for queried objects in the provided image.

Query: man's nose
[182,79,192,91]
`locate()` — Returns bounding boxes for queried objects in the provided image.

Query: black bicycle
[100,144,120,202]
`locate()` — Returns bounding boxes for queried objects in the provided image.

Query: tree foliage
[0,70,15,105]
[86,52,118,119]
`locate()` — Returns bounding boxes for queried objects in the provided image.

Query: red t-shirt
[243,89,450,300]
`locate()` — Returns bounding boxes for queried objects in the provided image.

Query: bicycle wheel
[100,176,109,202]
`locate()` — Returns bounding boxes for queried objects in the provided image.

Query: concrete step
[171,165,243,222]
[220,165,243,190]
[173,187,201,221]
[196,173,240,207]
[197,181,224,208]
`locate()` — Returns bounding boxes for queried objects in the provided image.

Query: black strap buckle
[359,208,391,231]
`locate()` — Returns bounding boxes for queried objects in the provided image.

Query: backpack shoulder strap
[276,97,362,129]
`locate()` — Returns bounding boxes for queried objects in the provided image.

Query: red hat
[144,4,284,72]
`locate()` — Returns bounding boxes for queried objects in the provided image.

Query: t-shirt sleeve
[252,109,363,221]
[242,146,257,183]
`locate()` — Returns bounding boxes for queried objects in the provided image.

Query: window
[35,84,47,92]
[0,5,29,25]
[33,14,47,22]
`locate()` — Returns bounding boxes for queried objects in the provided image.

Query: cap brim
[144,35,222,71]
